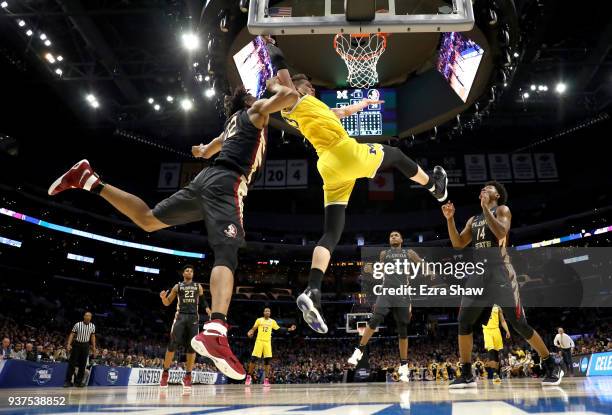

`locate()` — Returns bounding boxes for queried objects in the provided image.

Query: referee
[554,327,575,376]
[64,311,96,387]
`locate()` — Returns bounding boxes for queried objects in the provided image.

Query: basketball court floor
[1,377,611,414]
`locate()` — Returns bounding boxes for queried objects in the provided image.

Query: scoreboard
[318,88,397,137]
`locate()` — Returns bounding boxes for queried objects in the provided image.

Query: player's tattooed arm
[331,98,385,119]
[482,204,511,241]
[160,284,178,306]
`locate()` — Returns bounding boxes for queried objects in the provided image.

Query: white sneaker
[398,364,410,383]
[348,348,363,365]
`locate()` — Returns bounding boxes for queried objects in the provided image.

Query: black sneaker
[449,374,477,389]
[542,356,564,386]
[431,166,448,202]
[296,288,328,333]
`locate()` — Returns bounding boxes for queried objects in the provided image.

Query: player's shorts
[317,138,384,206]
[483,327,504,351]
[460,262,521,310]
[170,313,199,351]
[252,340,272,358]
[373,293,412,325]
[152,166,247,249]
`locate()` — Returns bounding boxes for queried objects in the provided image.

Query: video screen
[318,88,397,136]
[232,36,274,99]
[436,32,484,102]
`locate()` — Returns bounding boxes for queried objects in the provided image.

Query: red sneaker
[191,320,245,380]
[159,370,169,388]
[245,375,252,386]
[182,373,192,389]
[48,159,100,195]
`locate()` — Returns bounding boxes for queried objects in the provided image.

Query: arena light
[0,207,205,258]
[513,52,519,58]
[57,55,63,62]
[166,96,173,102]
[556,82,567,94]
[86,94,96,103]
[39,33,47,40]
[205,88,215,98]
[55,68,63,76]
[181,32,200,51]
[44,39,51,47]
[17,20,25,27]
[180,98,194,111]
[530,85,536,91]
[147,97,154,104]
[204,75,210,82]
[135,266,160,274]
[1,2,8,9]
[0,236,22,248]
[67,253,94,264]
[523,92,530,99]
[154,104,161,111]
[45,53,55,63]
[26,29,33,36]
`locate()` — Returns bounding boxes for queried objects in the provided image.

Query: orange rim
[334,33,388,61]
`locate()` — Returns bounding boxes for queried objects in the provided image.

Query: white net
[334,33,387,88]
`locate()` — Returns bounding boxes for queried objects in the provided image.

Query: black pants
[560,348,573,375]
[65,342,89,385]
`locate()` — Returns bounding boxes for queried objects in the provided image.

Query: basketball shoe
[191,319,245,380]
[297,288,328,333]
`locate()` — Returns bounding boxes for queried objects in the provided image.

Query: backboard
[248,0,475,35]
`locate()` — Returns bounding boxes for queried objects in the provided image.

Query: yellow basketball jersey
[254,317,279,342]
[483,305,500,330]
[281,95,350,154]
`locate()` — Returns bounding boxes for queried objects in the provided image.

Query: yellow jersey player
[482,305,511,383]
[245,307,296,386]
[264,37,449,334]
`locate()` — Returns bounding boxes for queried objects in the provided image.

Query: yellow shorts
[483,327,504,351]
[251,340,272,358]
[317,138,384,206]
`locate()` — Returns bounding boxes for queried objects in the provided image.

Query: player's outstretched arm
[192,133,225,159]
[247,320,259,338]
[331,99,385,119]
[481,200,512,241]
[248,78,298,129]
[263,36,296,92]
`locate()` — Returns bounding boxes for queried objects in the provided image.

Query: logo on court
[224,224,238,238]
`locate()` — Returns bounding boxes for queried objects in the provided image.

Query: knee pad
[264,357,272,365]
[368,313,385,330]
[212,244,239,273]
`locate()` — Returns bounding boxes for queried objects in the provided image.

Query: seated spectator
[25,343,36,361]
[1,337,11,359]
[10,343,25,360]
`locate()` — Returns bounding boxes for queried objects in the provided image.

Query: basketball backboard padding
[248,0,475,35]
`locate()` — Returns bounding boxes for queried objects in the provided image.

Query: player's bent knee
[458,321,473,336]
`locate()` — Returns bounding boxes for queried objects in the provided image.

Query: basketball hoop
[334,33,387,88]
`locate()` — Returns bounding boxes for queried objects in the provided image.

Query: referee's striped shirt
[72,322,96,343]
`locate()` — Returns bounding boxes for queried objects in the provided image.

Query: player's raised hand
[441,201,455,219]
[288,324,296,332]
[159,290,168,300]
[480,190,490,208]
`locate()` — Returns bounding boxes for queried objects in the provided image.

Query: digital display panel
[233,36,274,99]
[436,32,484,102]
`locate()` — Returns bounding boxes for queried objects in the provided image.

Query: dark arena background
[1,0,611,414]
